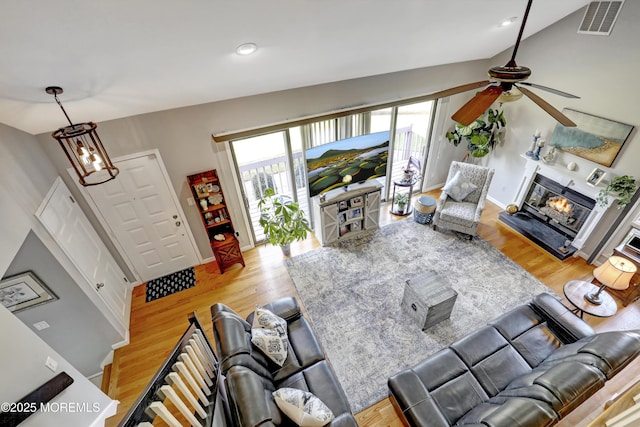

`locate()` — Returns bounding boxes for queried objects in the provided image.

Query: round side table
[563,280,617,319]
[390,174,419,216]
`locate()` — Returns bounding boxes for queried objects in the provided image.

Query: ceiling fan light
[497,88,524,103]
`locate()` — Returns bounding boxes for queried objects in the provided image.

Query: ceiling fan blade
[518,82,580,99]
[451,85,503,126]
[430,80,491,99]
[516,84,577,127]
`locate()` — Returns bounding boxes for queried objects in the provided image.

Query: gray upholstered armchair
[432,161,494,238]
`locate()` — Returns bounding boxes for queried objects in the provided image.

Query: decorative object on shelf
[445,108,506,158]
[596,175,637,208]
[0,271,58,313]
[258,188,312,256]
[549,108,634,167]
[531,138,545,161]
[505,203,519,215]
[45,86,119,186]
[187,169,244,273]
[342,174,352,192]
[587,255,636,305]
[394,193,410,215]
[541,146,557,164]
[586,167,606,187]
[525,129,542,158]
[567,162,577,171]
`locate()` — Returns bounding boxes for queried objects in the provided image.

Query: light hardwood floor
[105,191,640,426]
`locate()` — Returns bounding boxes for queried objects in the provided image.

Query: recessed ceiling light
[500,17,518,27]
[236,43,257,56]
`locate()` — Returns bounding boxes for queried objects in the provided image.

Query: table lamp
[586,255,637,305]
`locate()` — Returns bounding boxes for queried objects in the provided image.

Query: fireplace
[500,174,596,260]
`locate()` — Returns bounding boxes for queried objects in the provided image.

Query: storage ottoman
[401,271,457,330]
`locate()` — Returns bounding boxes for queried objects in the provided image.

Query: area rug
[145,267,195,302]
[285,220,556,413]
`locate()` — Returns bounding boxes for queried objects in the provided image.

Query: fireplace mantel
[513,156,616,255]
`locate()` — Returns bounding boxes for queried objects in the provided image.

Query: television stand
[312,182,382,246]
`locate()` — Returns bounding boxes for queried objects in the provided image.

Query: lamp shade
[593,256,636,290]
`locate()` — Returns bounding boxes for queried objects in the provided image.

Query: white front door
[36,178,130,332]
[84,152,200,282]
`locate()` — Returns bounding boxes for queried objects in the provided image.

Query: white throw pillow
[273,388,335,427]
[442,170,478,202]
[253,305,288,339]
[251,328,288,366]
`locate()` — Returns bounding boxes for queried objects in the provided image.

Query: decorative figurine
[532,138,545,161]
[526,129,541,158]
[542,147,557,164]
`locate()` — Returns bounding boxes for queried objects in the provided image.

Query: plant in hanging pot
[445,108,506,158]
[596,175,637,209]
[258,188,312,256]
[395,193,410,214]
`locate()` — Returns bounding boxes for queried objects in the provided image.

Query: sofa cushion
[439,201,477,227]
[405,349,488,425]
[277,361,353,420]
[253,305,289,338]
[252,328,289,366]
[577,331,640,378]
[490,304,563,368]
[533,361,605,416]
[458,397,557,427]
[451,326,531,397]
[273,388,335,427]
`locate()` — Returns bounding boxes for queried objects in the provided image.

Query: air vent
[578,1,623,35]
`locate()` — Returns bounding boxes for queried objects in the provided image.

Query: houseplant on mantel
[258,188,312,256]
[445,108,506,159]
[596,175,637,209]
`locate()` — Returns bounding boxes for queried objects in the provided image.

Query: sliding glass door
[230,102,435,245]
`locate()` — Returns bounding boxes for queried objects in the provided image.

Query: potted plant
[596,175,637,209]
[258,188,312,256]
[445,108,506,158]
[395,193,410,214]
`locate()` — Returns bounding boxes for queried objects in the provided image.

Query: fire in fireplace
[500,174,595,260]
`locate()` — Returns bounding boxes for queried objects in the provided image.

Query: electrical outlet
[45,357,58,372]
[33,321,50,331]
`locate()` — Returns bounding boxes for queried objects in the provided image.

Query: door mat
[145,267,195,302]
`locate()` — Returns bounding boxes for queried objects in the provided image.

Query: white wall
[0,305,116,427]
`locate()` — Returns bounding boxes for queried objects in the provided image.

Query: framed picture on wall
[0,271,58,313]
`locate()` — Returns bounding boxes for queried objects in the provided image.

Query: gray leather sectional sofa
[388,293,640,427]
[211,297,358,427]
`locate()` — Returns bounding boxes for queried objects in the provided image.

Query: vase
[280,243,291,257]
[200,199,208,210]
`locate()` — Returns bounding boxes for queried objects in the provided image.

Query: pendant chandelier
[46,86,119,186]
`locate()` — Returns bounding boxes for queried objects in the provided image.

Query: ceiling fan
[434,0,579,127]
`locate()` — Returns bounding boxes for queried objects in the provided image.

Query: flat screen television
[306,131,390,197]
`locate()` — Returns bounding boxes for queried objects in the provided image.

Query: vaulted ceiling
[1,0,589,135]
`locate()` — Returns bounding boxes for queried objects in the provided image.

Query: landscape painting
[549,109,634,167]
[306,131,389,197]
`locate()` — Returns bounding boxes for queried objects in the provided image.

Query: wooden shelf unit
[187,169,244,273]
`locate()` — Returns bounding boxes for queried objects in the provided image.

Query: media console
[311,181,382,246]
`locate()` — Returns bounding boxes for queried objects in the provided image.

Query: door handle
[175,221,181,227]
[96,283,105,291]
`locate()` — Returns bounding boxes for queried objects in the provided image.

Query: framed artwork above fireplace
[549,109,634,167]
